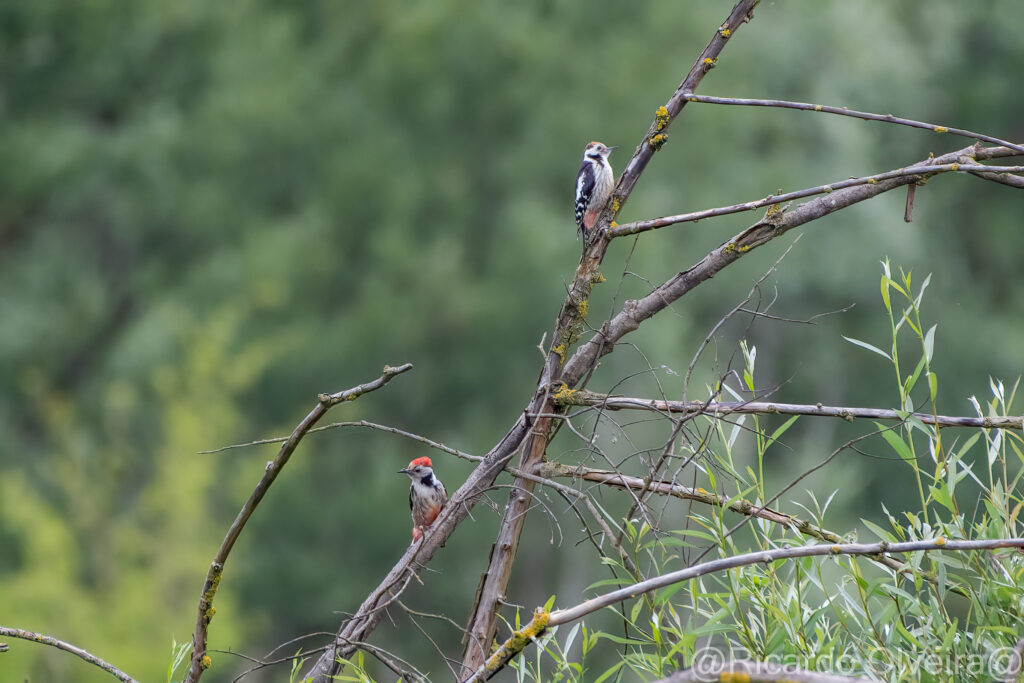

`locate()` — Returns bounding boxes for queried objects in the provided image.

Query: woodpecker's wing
[408,484,414,511]
[574,160,595,234]
[438,479,448,503]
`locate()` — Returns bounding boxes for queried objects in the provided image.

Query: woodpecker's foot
[411,527,423,543]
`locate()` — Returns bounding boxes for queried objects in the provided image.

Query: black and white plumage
[398,456,447,543]
[574,141,616,237]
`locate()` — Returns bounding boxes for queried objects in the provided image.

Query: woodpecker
[398,456,447,543]
[574,141,616,237]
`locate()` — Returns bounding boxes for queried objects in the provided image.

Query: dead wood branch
[0,626,138,683]
[186,363,413,683]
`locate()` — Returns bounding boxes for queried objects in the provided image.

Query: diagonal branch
[562,144,1020,387]
[0,626,138,683]
[535,461,908,574]
[186,363,413,683]
[461,537,1024,682]
[558,393,1024,430]
[550,538,1024,625]
[457,0,762,674]
[302,411,535,681]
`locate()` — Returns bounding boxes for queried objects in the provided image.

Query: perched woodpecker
[398,456,447,543]
[574,141,616,237]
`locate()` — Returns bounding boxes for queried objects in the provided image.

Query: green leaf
[544,594,557,612]
[903,356,927,396]
[929,482,955,513]
[877,423,915,462]
[562,623,581,657]
[768,415,800,445]
[593,632,647,646]
[592,660,626,683]
[586,577,631,591]
[630,597,644,624]
[862,518,896,542]
[923,323,937,362]
[843,335,891,360]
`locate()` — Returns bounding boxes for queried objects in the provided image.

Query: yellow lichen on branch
[201,563,223,626]
[552,383,580,406]
[480,608,551,678]
[718,673,750,683]
[655,105,670,131]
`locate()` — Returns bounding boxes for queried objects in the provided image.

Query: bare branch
[610,160,1023,238]
[0,626,138,683]
[186,363,413,683]
[549,538,1022,627]
[536,461,908,575]
[461,538,1024,682]
[563,144,1020,387]
[655,661,876,683]
[561,393,1024,430]
[681,93,1024,154]
[968,166,1024,189]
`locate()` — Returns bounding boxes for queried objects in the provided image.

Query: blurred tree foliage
[0,1,1021,680]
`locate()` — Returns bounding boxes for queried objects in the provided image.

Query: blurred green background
[1,1,1022,680]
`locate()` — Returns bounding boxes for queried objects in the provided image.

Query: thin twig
[186,363,413,683]
[550,538,1024,626]
[536,461,908,575]
[562,394,1024,430]
[610,161,1023,238]
[680,93,1024,154]
[0,626,138,683]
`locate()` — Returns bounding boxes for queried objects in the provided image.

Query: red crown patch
[409,456,433,468]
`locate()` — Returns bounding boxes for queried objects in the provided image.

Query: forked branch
[457,0,762,674]
[186,363,413,683]
[562,144,1020,386]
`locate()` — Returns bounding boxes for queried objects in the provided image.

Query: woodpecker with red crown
[398,456,447,543]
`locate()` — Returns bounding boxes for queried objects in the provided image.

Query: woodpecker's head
[399,456,436,484]
[584,141,615,161]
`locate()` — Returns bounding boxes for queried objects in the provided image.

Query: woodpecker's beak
[398,468,409,474]
[608,146,617,150]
